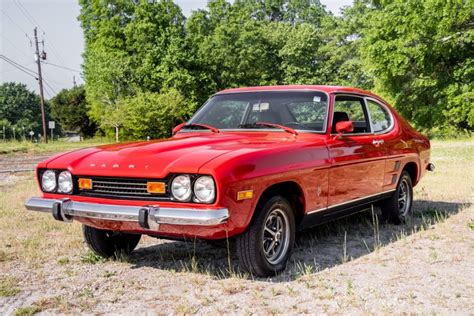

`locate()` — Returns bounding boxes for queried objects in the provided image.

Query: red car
[25,85,433,277]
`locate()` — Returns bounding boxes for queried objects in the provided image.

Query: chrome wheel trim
[398,178,411,217]
[262,208,290,265]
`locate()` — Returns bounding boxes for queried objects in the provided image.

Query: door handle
[372,139,384,146]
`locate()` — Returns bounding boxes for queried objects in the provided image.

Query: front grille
[77,177,170,201]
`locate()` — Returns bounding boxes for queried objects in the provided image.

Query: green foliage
[50,86,97,137]
[77,0,473,138]
[0,82,45,139]
[122,89,193,139]
[361,0,473,131]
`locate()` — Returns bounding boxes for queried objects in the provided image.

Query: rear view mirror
[335,121,354,134]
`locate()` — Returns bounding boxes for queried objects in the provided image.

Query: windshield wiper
[239,122,298,136]
[175,123,220,133]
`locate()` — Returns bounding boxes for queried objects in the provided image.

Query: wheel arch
[254,181,305,226]
[403,161,418,185]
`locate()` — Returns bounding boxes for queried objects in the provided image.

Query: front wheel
[236,195,295,277]
[380,171,413,224]
[82,225,141,258]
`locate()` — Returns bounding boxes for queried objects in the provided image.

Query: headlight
[41,170,57,192]
[58,171,73,194]
[193,176,215,203]
[171,175,192,201]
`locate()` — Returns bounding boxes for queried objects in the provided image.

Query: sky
[0,0,353,99]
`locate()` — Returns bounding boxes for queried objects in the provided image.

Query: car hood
[44,132,320,178]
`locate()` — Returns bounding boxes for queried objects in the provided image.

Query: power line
[0,34,32,60]
[42,78,58,96]
[0,55,37,75]
[42,84,53,98]
[0,57,38,79]
[0,55,38,79]
[0,9,33,46]
[0,62,35,75]
[13,0,36,28]
[0,9,28,35]
[42,61,81,73]
[15,0,75,78]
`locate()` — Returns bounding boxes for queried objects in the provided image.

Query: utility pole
[34,27,48,143]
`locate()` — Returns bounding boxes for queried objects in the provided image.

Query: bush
[122,89,195,139]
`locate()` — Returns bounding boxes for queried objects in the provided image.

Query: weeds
[80,251,106,264]
[14,306,42,316]
[342,231,349,263]
[294,261,315,277]
[371,206,381,251]
[0,276,20,297]
[57,257,70,265]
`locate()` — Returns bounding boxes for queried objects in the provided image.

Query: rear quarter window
[367,100,392,133]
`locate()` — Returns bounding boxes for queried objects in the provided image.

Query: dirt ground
[1,140,473,314]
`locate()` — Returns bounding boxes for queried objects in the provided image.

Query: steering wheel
[284,122,306,129]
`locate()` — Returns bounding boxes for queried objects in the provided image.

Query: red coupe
[25,85,433,277]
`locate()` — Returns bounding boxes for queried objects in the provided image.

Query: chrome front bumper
[25,197,229,228]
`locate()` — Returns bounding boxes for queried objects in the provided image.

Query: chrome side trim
[25,197,229,226]
[307,189,396,214]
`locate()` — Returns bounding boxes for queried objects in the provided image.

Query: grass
[0,138,111,155]
[0,137,472,313]
[0,276,20,297]
[14,306,42,316]
[80,251,106,264]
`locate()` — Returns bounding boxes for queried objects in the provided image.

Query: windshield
[188,91,329,132]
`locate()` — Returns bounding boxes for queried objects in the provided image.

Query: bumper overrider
[25,197,229,230]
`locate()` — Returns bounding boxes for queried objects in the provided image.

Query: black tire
[236,195,295,277]
[82,225,141,258]
[380,170,413,224]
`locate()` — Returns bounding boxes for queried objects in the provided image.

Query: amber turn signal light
[147,182,166,194]
[78,178,92,190]
[237,190,253,201]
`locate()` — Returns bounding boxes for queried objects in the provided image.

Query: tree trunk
[115,126,119,143]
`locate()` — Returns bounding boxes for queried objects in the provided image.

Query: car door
[365,97,399,192]
[327,94,386,207]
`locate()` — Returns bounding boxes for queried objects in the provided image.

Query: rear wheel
[380,171,413,224]
[82,225,141,258]
[236,195,295,277]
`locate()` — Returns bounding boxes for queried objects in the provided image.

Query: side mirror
[172,123,186,135]
[335,121,354,135]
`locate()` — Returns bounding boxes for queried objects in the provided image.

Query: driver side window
[332,96,371,134]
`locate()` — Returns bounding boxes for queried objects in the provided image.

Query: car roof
[216,85,384,101]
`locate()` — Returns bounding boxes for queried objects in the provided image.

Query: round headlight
[58,171,73,194]
[41,170,57,192]
[193,176,215,203]
[171,175,192,201]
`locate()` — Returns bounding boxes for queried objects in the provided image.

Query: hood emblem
[128,164,135,169]
[113,164,119,168]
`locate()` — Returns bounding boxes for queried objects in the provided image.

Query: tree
[50,85,97,137]
[79,0,195,140]
[83,49,132,141]
[122,89,192,139]
[0,82,45,139]
[361,0,474,130]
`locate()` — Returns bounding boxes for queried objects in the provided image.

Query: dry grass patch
[0,276,20,297]
[0,138,472,314]
[0,174,83,264]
